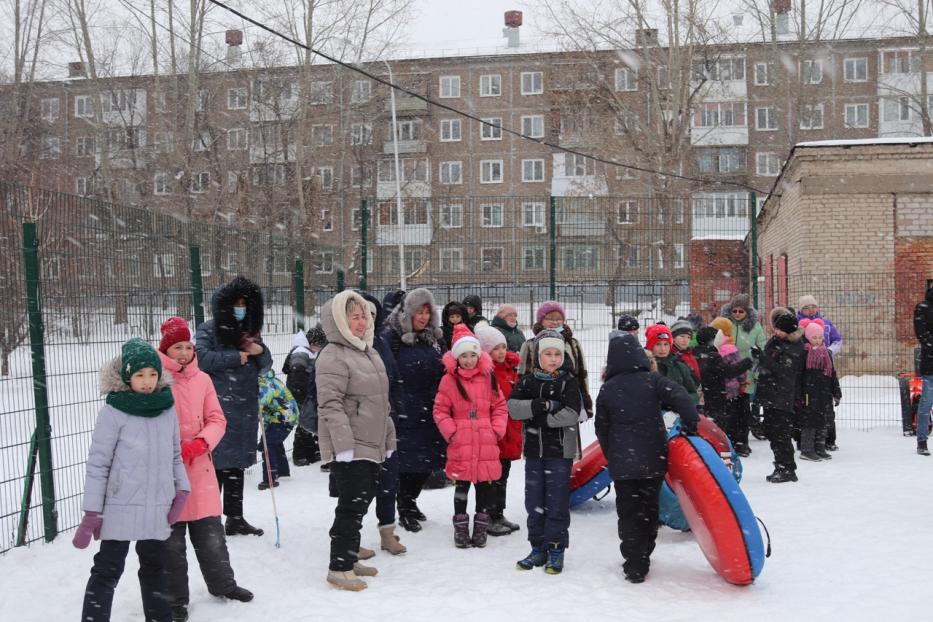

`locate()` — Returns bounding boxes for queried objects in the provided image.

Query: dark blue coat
[359,291,406,426]
[595,334,698,480]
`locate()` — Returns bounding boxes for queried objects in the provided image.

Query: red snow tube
[571,440,607,489]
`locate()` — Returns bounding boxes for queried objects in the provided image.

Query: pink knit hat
[475,325,506,353]
[536,300,566,325]
[719,343,738,357]
[450,323,481,358]
[800,317,825,343]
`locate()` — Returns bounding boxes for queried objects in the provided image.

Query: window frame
[843,57,868,82]
[479,74,502,97]
[844,103,870,128]
[439,161,463,185]
[480,117,503,141]
[614,67,638,91]
[521,159,545,182]
[227,87,248,110]
[479,159,504,184]
[480,203,504,227]
[439,118,462,142]
[439,75,461,98]
[799,103,825,130]
[755,106,778,131]
[439,203,464,228]
[755,152,781,177]
[521,71,544,95]
[440,247,464,273]
[521,114,544,138]
[522,246,546,271]
[802,59,823,84]
[226,127,248,151]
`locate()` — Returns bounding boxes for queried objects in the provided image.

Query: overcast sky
[403,0,546,53]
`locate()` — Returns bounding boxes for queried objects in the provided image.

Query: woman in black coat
[595,334,698,584]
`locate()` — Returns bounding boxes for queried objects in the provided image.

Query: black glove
[680,419,698,436]
[531,398,551,417]
[749,346,762,360]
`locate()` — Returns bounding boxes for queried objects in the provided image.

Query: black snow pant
[292,427,320,464]
[81,539,170,622]
[397,471,431,517]
[453,480,496,515]
[764,407,797,472]
[164,516,237,607]
[614,477,664,579]
[215,468,245,519]
[489,459,513,519]
[728,394,750,447]
[329,460,379,571]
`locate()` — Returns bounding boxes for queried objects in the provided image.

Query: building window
[693,193,749,218]
[482,247,504,272]
[75,136,95,157]
[440,248,463,272]
[882,50,920,74]
[562,245,599,271]
[844,103,870,128]
[309,81,333,104]
[101,90,137,114]
[154,172,171,195]
[801,59,823,84]
[155,92,168,113]
[616,200,638,224]
[694,57,745,81]
[755,106,778,130]
[756,152,781,176]
[190,171,210,193]
[41,98,59,122]
[523,247,545,271]
[521,115,544,138]
[883,96,913,122]
[799,103,824,129]
[314,251,335,274]
[624,244,640,268]
[480,74,501,97]
[439,161,463,185]
[522,202,545,227]
[614,67,638,91]
[754,62,774,86]
[154,254,175,278]
[392,118,422,141]
[227,171,242,193]
[378,158,428,183]
[697,148,745,173]
[312,124,334,147]
[75,176,90,196]
[674,244,685,269]
[439,75,461,98]
[844,58,868,82]
[316,167,333,192]
[694,102,747,127]
[195,89,209,112]
[351,80,371,103]
[320,208,333,231]
[481,203,503,227]
[350,164,372,188]
[191,131,211,152]
[521,71,543,95]
[522,159,545,182]
[75,95,94,118]
[480,160,503,184]
[227,128,248,150]
[440,203,463,228]
[564,153,592,177]
[227,87,248,110]
[440,118,461,141]
[480,117,502,140]
[350,123,373,146]
[39,137,60,159]
[614,112,640,134]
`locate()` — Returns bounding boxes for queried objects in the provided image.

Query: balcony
[382,139,426,155]
[384,93,428,114]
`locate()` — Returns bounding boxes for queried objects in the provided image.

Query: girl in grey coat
[74,338,190,622]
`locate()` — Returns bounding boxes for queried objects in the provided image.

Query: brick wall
[688,239,748,321]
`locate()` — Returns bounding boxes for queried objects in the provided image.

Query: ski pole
[258,421,282,548]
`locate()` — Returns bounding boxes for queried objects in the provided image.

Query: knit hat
[645,324,672,351]
[728,293,751,312]
[496,303,518,318]
[534,329,565,362]
[120,338,162,383]
[450,323,481,358]
[159,316,192,353]
[709,316,734,341]
[772,308,798,333]
[306,322,327,347]
[617,313,639,332]
[801,318,825,342]
[798,295,819,310]
[686,313,704,332]
[696,327,720,347]
[670,319,694,338]
[536,300,566,325]
[475,324,507,353]
[720,343,738,357]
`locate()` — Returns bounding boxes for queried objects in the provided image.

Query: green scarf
[106,387,174,418]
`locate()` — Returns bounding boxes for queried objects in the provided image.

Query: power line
[206,0,773,196]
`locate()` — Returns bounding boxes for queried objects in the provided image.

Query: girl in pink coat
[157,317,253,621]
[433,324,508,549]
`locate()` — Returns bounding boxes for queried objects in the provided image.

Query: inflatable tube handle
[756,517,772,558]
[593,483,612,501]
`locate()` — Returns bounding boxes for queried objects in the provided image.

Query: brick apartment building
[5,30,933,308]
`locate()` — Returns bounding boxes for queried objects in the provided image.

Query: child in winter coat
[670,319,701,383]
[157,318,253,621]
[283,323,327,466]
[798,319,842,462]
[646,324,700,405]
[74,338,191,622]
[720,342,753,457]
[433,324,509,548]
[258,369,300,489]
[476,324,523,537]
[757,308,807,483]
[508,329,583,575]
[693,327,754,452]
[595,333,699,583]
[442,301,469,351]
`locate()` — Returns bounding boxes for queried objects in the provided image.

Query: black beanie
[696,326,719,346]
[617,314,639,332]
[773,311,798,333]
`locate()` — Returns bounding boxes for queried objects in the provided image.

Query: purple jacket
[797,311,843,355]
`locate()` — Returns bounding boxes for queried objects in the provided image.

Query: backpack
[298,352,321,434]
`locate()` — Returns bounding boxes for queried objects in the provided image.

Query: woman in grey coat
[195,276,272,536]
[73,338,190,622]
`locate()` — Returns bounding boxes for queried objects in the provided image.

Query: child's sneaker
[544,544,564,575]
[516,547,546,570]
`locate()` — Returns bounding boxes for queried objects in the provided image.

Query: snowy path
[1,426,928,622]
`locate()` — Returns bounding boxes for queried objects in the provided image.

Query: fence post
[293,257,305,331]
[189,246,205,327]
[749,192,758,306]
[360,199,368,292]
[21,222,57,543]
[337,269,345,293]
[549,196,557,300]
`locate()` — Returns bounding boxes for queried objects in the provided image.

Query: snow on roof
[796,136,933,148]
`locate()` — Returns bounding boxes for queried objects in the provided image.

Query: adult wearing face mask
[491,303,527,353]
[196,276,272,537]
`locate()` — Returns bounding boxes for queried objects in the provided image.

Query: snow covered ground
[0,425,927,622]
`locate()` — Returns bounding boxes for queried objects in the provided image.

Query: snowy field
[0,424,928,621]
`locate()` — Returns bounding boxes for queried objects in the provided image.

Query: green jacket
[491,315,527,353]
[730,315,767,395]
[656,355,700,405]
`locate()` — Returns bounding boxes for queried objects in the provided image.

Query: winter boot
[357,545,375,560]
[768,469,798,483]
[453,513,471,548]
[799,451,822,462]
[815,442,832,460]
[171,605,188,622]
[734,443,751,458]
[486,516,513,537]
[919,440,930,456]
[257,480,279,490]
[326,570,367,591]
[516,546,547,570]
[625,573,646,584]
[398,509,422,533]
[471,513,490,548]
[379,523,407,555]
[499,515,521,532]
[221,586,254,602]
[225,517,264,537]
[544,543,565,575]
[352,562,378,577]
[411,501,428,522]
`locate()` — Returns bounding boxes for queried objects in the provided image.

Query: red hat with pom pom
[159,316,192,353]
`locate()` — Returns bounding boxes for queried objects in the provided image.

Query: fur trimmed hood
[210,276,264,347]
[442,350,494,377]
[719,300,761,332]
[386,287,444,346]
[770,306,805,342]
[322,290,374,351]
[100,356,174,394]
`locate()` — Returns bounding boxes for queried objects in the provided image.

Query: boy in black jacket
[508,329,582,575]
[282,324,326,465]
[595,334,698,583]
[756,308,807,483]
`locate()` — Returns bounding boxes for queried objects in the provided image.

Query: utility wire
[206,0,773,196]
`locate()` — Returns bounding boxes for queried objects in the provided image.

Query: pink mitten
[72,512,103,549]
